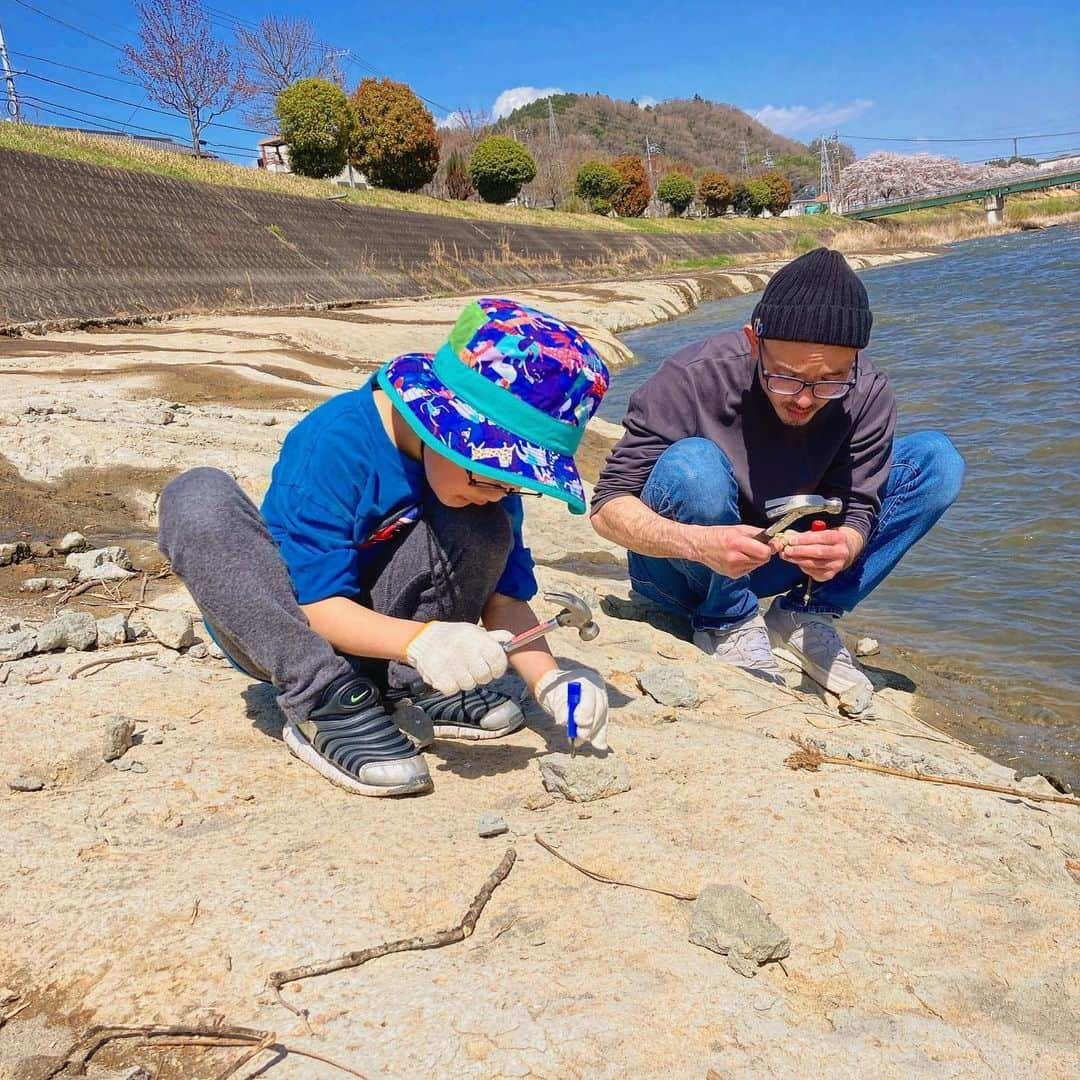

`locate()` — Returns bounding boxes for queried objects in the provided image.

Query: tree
[444,147,473,200]
[121,0,247,157]
[745,178,772,216]
[574,159,620,212]
[611,155,650,217]
[657,171,695,215]
[469,136,537,203]
[351,77,440,192]
[761,169,793,215]
[276,77,353,179]
[235,15,337,130]
[698,170,734,216]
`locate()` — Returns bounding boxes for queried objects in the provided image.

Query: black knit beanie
[750,248,872,349]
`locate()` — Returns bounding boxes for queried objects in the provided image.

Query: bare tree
[121,0,247,157]
[235,15,336,130]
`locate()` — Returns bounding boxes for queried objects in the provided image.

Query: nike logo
[348,692,368,705]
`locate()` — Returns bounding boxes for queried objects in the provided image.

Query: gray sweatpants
[158,467,513,723]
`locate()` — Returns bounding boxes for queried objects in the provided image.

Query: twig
[268,848,517,1017]
[785,735,1080,807]
[68,651,156,680]
[138,571,148,605]
[534,834,697,901]
[0,999,30,1029]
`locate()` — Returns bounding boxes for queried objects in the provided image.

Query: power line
[840,128,1080,144]
[10,0,122,52]
[10,49,143,89]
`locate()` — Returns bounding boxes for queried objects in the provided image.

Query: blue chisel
[567,680,581,757]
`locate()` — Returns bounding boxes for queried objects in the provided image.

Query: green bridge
[843,169,1080,222]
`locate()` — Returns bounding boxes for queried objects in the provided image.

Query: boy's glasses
[758,341,858,400]
[466,471,542,498]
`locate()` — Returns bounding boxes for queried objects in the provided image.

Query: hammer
[502,590,599,653]
[754,495,844,542]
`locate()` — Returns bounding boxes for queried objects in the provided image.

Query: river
[600,225,1080,788]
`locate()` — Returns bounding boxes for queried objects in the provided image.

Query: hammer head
[546,591,600,642]
[764,495,844,520]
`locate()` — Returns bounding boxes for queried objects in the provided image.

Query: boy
[159,298,611,796]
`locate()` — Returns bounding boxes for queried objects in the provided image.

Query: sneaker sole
[432,699,526,741]
[769,640,870,696]
[283,720,433,797]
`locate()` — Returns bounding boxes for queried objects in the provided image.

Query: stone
[146,409,175,425]
[638,665,701,709]
[144,609,195,650]
[8,774,45,792]
[854,637,880,657]
[688,883,791,978]
[478,812,509,838]
[57,531,89,554]
[0,542,30,566]
[65,546,134,579]
[35,611,98,653]
[523,792,555,811]
[96,613,131,646]
[1015,774,1060,797]
[102,717,135,762]
[838,683,874,717]
[19,577,70,593]
[540,752,631,803]
[0,630,37,662]
[28,541,54,558]
[186,642,208,659]
[84,562,136,583]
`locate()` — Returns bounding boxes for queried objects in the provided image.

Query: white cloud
[436,111,467,130]
[491,86,565,120]
[753,99,874,136]
[637,96,658,108]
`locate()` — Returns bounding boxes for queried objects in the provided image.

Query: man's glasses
[466,470,542,498]
[758,341,858,400]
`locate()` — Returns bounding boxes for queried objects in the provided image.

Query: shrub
[745,178,772,216]
[698,171,734,217]
[444,147,473,201]
[761,169,794,215]
[610,155,650,217]
[351,77,440,192]
[575,159,621,213]
[275,77,353,180]
[657,171,695,216]
[468,135,537,203]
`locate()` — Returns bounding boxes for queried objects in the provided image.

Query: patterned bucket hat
[377,297,610,514]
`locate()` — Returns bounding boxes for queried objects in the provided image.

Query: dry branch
[785,735,1080,807]
[68,650,157,680]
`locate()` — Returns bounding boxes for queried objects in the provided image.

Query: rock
[144,610,195,650]
[65,546,135,579]
[1015,774,1061,797]
[57,531,89,554]
[638,665,701,709]
[146,409,175,425]
[186,642,208,659]
[87,562,136,583]
[688,883,791,978]
[0,631,37,662]
[19,577,70,593]
[478,812,509,838]
[128,761,148,774]
[540,752,631,803]
[28,541,54,558]
[8,774,45,792]
[838,683,873,717]
[0,542,30,566]
[854,637,880,657]
[523,792,555,811]
[35,611,98,653]
[102,717,135,762]
[206,640,225,659]
[96,613,131,646]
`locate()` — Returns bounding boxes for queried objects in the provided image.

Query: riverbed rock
[540,752,631,802]
[96,613,131,646]
[57,531,89,554]
[0,630,37,662]
[102,717,135,762]
[478,812,509,838]
[28,541,54,558]
[0,542,30,566]
[19,577,70,593]
[688,883,791,977]
[65,546,135,580]
[838,683,874,717]
[144,610,195,651]
[34,611,98,653]
[638,665,701,709]
[8,774,45,792]
[854,637,880,657]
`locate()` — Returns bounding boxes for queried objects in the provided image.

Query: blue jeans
[628,433,964,631]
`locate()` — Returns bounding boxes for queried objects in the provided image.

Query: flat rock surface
[1,281,1078,1079]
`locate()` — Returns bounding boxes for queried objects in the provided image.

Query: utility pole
[644,137,662,211]
[1012,135,1019,160]
[0,21,20,122]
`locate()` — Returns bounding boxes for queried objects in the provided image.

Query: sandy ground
[2,271,1078,1079]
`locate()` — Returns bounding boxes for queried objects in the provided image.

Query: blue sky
[4,0,1078,165]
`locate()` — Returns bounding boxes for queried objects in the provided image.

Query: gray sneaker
[764,604,873,697]
[693,611,784,685]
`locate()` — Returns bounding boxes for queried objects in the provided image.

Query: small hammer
[754,495,844,542]
[502,590,599,653]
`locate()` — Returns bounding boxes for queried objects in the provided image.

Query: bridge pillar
[984,193,1005,225]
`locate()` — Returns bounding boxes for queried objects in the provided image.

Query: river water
[601,225,1080,787]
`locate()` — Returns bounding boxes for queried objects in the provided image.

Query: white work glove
[534,668,609,751]
[405,622,512,695]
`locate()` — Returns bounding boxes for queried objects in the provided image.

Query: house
[257,135,368,188]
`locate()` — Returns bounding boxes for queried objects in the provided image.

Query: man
[591,248,964,696]
[159,298,610,798]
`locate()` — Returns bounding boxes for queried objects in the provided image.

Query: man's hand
[779,527,861,582]
[689,524,782,578]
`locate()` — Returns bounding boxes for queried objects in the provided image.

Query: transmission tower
[547,98,564,207]
[739,139,751,178]
[819,131,840,209]
[0,21,20,122]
